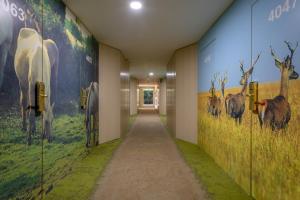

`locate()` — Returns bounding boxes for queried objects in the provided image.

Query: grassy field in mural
[0,113,89,199]
[198,79,300,200]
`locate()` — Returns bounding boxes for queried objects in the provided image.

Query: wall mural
[0,0,99,199]
[198,0,299,199]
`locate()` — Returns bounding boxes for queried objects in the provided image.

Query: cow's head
[44,103,54,139]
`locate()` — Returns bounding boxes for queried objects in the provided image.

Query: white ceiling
[63,0,233,79]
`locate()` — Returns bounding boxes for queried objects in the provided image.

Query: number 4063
[268,0,297,22]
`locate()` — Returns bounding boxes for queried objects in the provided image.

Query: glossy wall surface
[198,0,300,199]
[0,0,99,199]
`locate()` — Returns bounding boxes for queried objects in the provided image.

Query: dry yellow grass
[198,79,300,200]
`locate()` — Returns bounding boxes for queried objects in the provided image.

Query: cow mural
[14,27,54,145]
[85,82,99,147]
[0,1,99,199]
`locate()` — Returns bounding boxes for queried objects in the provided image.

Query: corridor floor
[91,114,208,200]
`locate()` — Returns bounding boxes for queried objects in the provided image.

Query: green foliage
[65,19,83,42]
[176,140,252,200]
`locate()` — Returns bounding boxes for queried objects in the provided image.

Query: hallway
[91,114,208,200]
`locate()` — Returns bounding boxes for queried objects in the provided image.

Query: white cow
[14,28,54,145]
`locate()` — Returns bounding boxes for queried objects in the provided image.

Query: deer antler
[240,61,245,74]
[285,41,298,62]
[270,46,282,68]
[251,54,261,68]
[223,72,228,84]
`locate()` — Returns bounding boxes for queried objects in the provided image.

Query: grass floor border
[175,139,253,200]
[44,139,121,200]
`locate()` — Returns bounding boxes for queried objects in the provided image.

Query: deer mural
[219,72,228,100]
[258,42,299,130]
[208,73,222,117]
[225,55,260,124]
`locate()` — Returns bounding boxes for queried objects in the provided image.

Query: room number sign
[268,0,297,22]
[1,0,26,22]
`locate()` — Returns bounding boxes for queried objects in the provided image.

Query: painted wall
[99,44,121,143]
[198,0,300,199]
[159,78,167,115]
[130,78,138,115]
[167,44,198,143]
[166,55,176,135]
[0,0,99,199]
[120,56,130,136]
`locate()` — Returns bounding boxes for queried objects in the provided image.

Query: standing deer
[208,73,222,117]
[258,42,299,130]
[225,55,260,124]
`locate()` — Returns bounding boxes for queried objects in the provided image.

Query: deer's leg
[239,117,242,125]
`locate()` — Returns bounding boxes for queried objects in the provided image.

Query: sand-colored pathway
[91,114,208,200]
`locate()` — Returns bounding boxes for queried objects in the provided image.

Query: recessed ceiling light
[149,72,154,76]
[130,1,142,10]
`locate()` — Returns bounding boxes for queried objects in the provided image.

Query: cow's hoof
[96,141,99,146]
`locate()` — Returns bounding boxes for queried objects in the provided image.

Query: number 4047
[268,0,297,22]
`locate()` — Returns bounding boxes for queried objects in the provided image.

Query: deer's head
[209,73,219,97]
[239,54,260,86]
[219,72,228,97]
[271,41,299,80]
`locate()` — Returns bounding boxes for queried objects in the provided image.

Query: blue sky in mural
[198,0,300,92]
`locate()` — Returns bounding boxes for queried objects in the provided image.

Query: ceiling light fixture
[149,72,154,76]
[130,1,142,10]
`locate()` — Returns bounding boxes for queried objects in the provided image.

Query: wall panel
[0,0,99,198]
[198,0,300,198]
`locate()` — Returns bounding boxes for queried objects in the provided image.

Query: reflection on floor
[91,114,208,200]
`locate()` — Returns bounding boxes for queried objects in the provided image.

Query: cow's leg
[92,114,97,145]
[239,117,242,125]
[28,82,36,145]
[0,44,9,89]
[19,85,28,132]
[86,117,91,147]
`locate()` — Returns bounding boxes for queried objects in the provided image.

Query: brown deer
[225,55,260,124]
[208,73,222,117]
[258,42,299,130]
